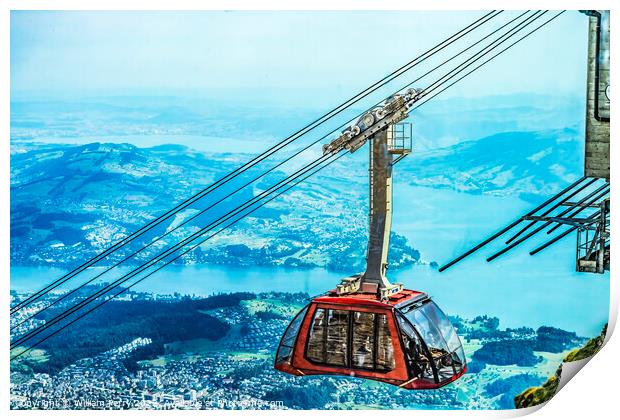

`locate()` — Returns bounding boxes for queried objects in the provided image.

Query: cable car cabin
[275,289,466,390]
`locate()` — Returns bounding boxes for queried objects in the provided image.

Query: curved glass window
[408,304,448,353]
[420,302,462,353]
[306,308,326,363]
[275,305,309,364]
[396,312,434,381]
[398,300,465,383]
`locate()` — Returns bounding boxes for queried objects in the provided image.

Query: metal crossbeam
[439,177,610,274]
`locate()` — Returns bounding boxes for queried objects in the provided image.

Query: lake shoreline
[10,261,609,338]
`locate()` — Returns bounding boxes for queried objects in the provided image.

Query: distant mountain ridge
[10,124,583,269]
[403,128,582,197]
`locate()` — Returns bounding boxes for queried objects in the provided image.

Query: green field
[241,298,304,317]
[10,347,49,365]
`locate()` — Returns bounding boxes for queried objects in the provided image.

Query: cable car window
[326,310,349,366]
[305,308,396,372]
[306,308,326,364]
[400,302,465,382]
[375,314,395,371]
[420,302,462,352]
[276,305,309,364]
[408,305,448,352]
[352,312,375,369]
[401,302,452,380]
[396,312,433,381]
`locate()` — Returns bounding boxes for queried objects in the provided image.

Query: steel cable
[11,10,501,313]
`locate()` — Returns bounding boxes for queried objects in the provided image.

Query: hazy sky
[11,10,588,103]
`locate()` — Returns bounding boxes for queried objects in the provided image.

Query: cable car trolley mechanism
[275,90,467,389]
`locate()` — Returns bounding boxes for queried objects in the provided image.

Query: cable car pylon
[275,93,466,389]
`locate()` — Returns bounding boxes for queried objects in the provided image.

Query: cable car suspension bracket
[323,90,418,299]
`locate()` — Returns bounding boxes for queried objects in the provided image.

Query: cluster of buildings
[10,295,49,341]
[11,346,463,410]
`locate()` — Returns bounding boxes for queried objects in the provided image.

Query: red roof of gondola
[313,288,426,308]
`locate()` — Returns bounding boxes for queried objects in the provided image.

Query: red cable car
[275,289,466,389]
[275,121,466,389]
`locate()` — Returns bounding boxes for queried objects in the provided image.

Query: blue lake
[11,185,610,338]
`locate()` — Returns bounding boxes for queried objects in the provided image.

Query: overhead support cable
[412,11,566,108]
[14,10,526,336]
[324,10,533,146]
[11,10,502,314]
[417,10,547,101]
